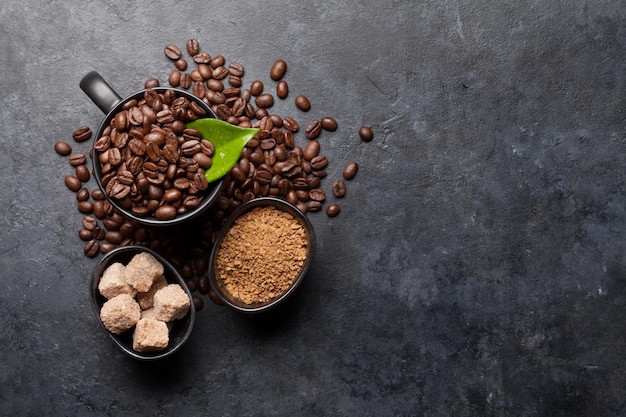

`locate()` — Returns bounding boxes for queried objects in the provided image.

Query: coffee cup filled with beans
[208,197,316,314]
[80,71,226,226]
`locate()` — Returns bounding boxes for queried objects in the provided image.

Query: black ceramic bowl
[91,246,196,360]
[208,197,316,314]
[80,71,225,227]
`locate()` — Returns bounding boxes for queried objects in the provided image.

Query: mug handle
[79,71,122,114]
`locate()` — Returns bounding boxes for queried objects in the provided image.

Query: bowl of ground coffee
[208,197,316,313]
[80,71,225,227]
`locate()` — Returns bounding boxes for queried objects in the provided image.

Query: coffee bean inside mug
[94,88,214,221]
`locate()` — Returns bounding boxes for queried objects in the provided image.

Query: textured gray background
[1,0,625,416]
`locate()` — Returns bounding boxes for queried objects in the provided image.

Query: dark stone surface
[1,1,625,416]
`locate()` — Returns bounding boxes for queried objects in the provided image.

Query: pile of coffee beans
[57,38,375,310]
[94,89,214,220]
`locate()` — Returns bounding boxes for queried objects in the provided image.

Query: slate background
[1,1,625,416]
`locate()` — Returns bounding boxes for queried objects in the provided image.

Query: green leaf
[187,118,259,183]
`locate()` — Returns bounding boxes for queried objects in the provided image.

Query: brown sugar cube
[153,284,190,322]
[140,307,157,320]
[99,294,141,335]
[98,262,137,299]
[125,252,165,292]
[132,318,169,353]
[141,308,173,330]
[136,275,168,310]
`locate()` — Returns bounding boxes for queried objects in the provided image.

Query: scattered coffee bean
[276,81,289,99]
[68,153,87,167]
[321,117,338,131]
[305,120,322,140]
[76,187,90,202]
[78,201,94,214]
[174,58,188,71]
[270,59,287,81]
[164,44,182,60]
[326,203,340,217]
[144,78,160,88]
[64,175,82,192]
[194,52,211,64]
[72,126,92,142]
[343,161,359,180]
[250,80,263,96]
[54,141,72,156]
[303,140,320,161]
[84,240,100,257]
[359,125,374,142]
[295,95,311,112]
[186,39,200,56]
[75,165,90,182]
[255,93,274,108]
[332,179,346,197]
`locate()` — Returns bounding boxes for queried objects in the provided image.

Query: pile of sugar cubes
[98,251,190,353]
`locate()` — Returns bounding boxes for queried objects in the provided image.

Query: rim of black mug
[81,71,225,227]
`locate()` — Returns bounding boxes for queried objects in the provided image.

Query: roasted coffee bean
[228,75,242,88]
[155,205,177,220]
[255,93,274,108]
[82,216,97,231]
[276,81,289,99]
[164,44,182,60]
[193,52,211,64]
[309,188,326,202]
[144,78,160,88]
[212,66,228,80]
[91,189,105,200]
[76,187,90,202]
[174,58,188,71]
[78,228,93,241]
[305,120,322,140]
[197,63,212,80]
[180,72,192,89]
[75,165,90,182]
[326,203,340,217]
[250,80,264,96]
[282,117,299,132]
[343,161,359,179]
[168,69,181,87]
[72,126,92,142]
[77,201,93,214]
[93,135,111,152]
[303,140,320,161]
[105,231,124,245]
[186,39,200,56]
[99,242,116,254]
[310,155,328,170]
[68,153,86,167]
[209,55,225,68]
[92,200,106,219]
[54,141,72,156]
[321,116,338,131]
[307,200,322,211]
[270,59,287,81]
[190,69,204,82]
[84,240,99,257]
[64,175,82,192]
[92,226,106,240]
[193,152,212,169]
[286,190,298,206]
[359,125,374,142]
[228,62,244,77]
[332,179,347,197]
[295,95,311,111]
